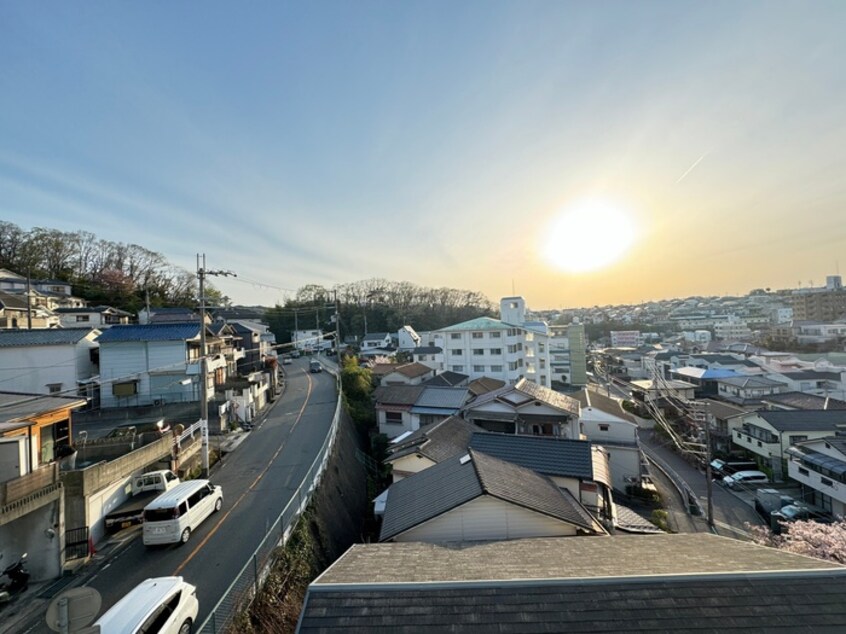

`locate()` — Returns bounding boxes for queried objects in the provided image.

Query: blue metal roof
[96,323,201,343]
[0,328,97,347]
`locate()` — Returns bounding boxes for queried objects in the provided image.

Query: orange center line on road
[173,370,314,576]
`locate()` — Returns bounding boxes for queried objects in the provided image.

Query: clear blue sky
[2,1,845,308]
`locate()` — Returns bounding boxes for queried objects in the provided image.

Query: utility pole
[26,269,32,330]
[197,254,237,478]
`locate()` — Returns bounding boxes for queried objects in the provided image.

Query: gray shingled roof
[0,328,98,347]
[379,449,598,541]
[423,370,469,387]
[299,575,846,633]
[413,387,469,410]
[373,385,426,406]
[760,391,846,410]
[0,291,34,309]
[301,534,846,633]
[468,432,593,480]
[386,416,483,463]
[757,409,846,432]
[466,379,580,415]
[716,375,786,388]
[0,391,88,424]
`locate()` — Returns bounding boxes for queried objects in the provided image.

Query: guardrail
[642,445,703,517]
[196,366,342,633]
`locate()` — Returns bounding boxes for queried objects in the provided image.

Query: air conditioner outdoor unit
[153,399,164,407]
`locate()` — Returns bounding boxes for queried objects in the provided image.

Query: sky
[2,1,845,309]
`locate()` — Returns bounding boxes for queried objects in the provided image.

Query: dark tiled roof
[466,376,506,396]
[96,323,201,343]
[300,575,846,633]
[387,415,483,463]
[372,384,425,406]
[303,534,846,632]
[423,370,469,387]
[468,432,593,480]
[757,409,846,432]
[0,291,32,310]
[413,345,442,354]
[389,362,433,378]
[412,387,469,410]
[379,449,598,541]
[781,370,843,381]
[716,376,786,388]
[53,305,131,315]
[0,391,88,424]
[0,328,98,347]
[362,331,390,341]
[761,391,846,411]
[699,398,750,419]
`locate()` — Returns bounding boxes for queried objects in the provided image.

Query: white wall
[0,336,98,395]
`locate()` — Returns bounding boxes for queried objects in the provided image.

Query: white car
[722,470,769,488]
[94,576,198,634]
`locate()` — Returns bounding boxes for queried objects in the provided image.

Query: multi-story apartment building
[790,276,846,321]
[431,297,552,388]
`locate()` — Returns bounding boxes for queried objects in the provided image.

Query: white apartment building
[713,315,753,340]
[610,331,641,348]
[292,329,324,351]
[431,297,552,388]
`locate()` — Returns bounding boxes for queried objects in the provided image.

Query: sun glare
[542,198,637,273]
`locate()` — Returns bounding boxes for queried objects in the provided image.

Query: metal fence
[643,444,703,516]
[196,373,342,633]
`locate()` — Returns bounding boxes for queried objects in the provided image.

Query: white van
[94,576,198,634]
[143,479,223,546]
[722,470,769,489]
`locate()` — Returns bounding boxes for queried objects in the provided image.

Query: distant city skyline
[2,2,845,309]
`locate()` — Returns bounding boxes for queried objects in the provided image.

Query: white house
[361,332,393,351]
[378,449,606,543]
[577,392,643,493]
[0,328,100,397]
[787,431,846,516]
[396,325,421,351]
[96,323,225,410]
[716,376,787,403]
[292,329,324,352]
[730,409,846,479]
[54,305,132,329]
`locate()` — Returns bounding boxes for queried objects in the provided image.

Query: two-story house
[0,328,100,398]
[787,428,846,516]
[1,392,86,582]
[96,323,223,409]
[716,376,787,404]
[54,305,132,329]
[730,409,846,479]
[461,378,581,437]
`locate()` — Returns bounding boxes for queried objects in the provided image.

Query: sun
[541,198,638,273]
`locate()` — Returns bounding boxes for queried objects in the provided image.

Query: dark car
[309,360,322,373]
[770,504,834,534]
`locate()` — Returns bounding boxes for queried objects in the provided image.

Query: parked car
[290,350,301,358]
[771,504,834,534]
[281,355,292,366]
[710,459,758,479]
[94,576,198,634]
[721,470,769,489]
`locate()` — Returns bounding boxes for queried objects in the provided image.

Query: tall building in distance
[567,323,588,386]
[790,275,846,321]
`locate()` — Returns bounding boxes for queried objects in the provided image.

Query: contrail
[676,153,708,184]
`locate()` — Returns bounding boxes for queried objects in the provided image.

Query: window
[490,348,502,355]
[491,365,503,372]
[599,424,609,432]
[472,348,484,355]
[490,332,501,339]
[113,381,138,397]
[821,477,834,487]
[472,332,484,339]
[75,314,90,322]
[798,467,809,476]
[451,349,462,356]
[385,412,403,424]
[539,343,545,353]
[450,333,461,340]
[789,435,808,445]
[47,383,62,394]
[473,365,485,372]
[451,365,464,372]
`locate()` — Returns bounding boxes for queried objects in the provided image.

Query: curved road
[19,357,337,633]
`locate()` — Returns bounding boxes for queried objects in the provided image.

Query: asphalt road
[16,357,338,634]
